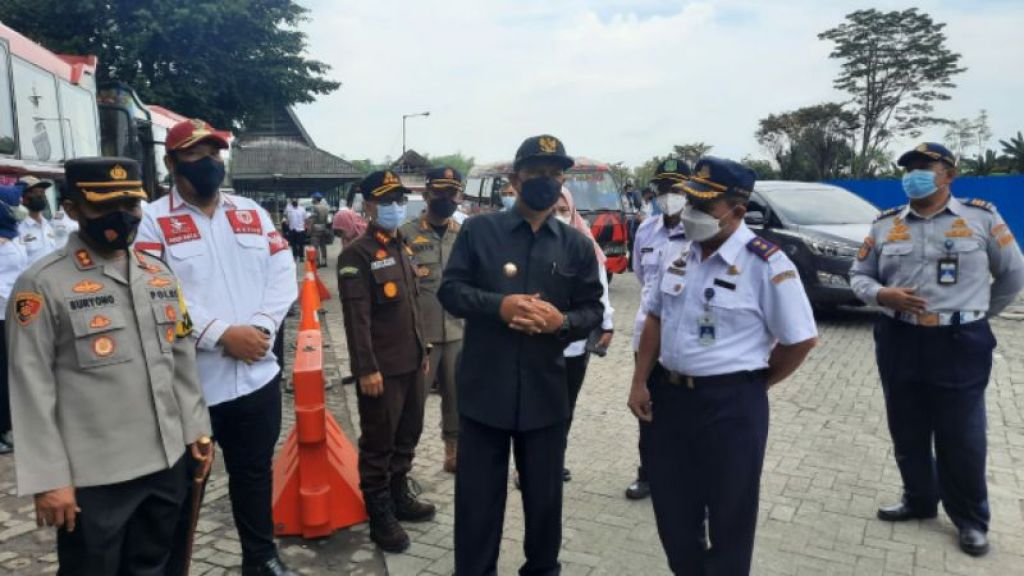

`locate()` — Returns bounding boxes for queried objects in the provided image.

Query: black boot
[365,490,410,553]
[391,475,436,522]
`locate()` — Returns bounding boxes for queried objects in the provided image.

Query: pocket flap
[151,301,181,325]
[881,243,913,256]
[70,307,127,337]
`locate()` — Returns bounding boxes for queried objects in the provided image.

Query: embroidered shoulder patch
[338,266,360,277]
[963,198,994,213]
[746,237,779,261]
[874,206,905,222]
[14,292,44,326]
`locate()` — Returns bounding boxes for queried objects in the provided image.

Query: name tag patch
[227,209,263,235]
[158,215,201,245]
[371,257,396,270]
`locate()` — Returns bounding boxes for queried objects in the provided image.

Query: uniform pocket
[371,264,405,304]
[543,268,577,309]
[70,308,132,369]
[151,301,181,353]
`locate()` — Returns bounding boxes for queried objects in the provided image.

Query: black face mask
[428,197,458,219]
[82,209,142,251]
[25,196,48,212]
[176,156,225,199]
[519,177,562,211]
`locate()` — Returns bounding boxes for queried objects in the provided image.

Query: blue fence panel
[829,176,1024,242]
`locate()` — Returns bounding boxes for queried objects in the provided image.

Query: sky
[293,0,1024,169]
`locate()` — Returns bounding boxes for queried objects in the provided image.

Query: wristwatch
[556,316,571,339]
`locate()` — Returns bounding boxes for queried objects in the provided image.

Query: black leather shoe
[959,528,989,556]
[242,557,298,576]
[625,479,650,500]
[876,502,937,522]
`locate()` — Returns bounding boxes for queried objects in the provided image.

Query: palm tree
[961,150,1006,176]
[999,131,1024,173]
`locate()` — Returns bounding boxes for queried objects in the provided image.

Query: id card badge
[937,256,958,286]
[697,312,716,347]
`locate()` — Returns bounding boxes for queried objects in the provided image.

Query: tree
[999,132,1024,173]
[741,157,779,181]
[0,0,340,129]
[756,103,858,181]
[961,150,1007,176]
[819,8,966,176]
[672,143,713,166]
[424,153,475,177]
[944,110,993,160]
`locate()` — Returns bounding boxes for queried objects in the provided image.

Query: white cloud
[294,0,1024,168]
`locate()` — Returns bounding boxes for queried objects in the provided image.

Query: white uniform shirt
[643,223,817,376]
[564,259,614,357]
[135,189,298,406]
[284,204,307,232]
[631,215,688,351]
[18,216,57,265]
[50,211,79,249]
[0,237,28,321]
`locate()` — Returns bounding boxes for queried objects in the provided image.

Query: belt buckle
[916,312,940,327]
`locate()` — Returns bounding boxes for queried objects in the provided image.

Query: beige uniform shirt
[400,216,464,344]
[6,232,211,496]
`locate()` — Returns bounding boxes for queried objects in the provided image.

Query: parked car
[745,181,880,311]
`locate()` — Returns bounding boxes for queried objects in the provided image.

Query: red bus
[0,22,100,186]
[464,158,634,277]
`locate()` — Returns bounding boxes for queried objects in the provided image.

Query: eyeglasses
[377,197,409,207]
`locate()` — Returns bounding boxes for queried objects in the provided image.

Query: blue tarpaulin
[829,175,1024,241]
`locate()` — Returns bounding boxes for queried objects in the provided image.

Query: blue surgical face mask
[501,196,516,211]
[902,170,938,200]
[375,203,406,230]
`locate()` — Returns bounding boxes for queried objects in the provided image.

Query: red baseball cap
[165,119,231,152]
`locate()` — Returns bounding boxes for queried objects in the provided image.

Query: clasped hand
[500,294,564,335]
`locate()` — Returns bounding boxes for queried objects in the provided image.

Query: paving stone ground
[3,241,1024,575]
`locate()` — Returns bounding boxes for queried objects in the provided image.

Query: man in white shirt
[283,199,308,262]
[135,119,298,576]
[17,176,58,265]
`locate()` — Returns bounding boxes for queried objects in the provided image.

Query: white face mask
[555,214,571,225]
[681,205,725,242]
[656,193,687,216]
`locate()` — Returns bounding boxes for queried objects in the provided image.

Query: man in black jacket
[438,135,604,576]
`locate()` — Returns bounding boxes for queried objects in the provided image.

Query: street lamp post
[402,111,430,156]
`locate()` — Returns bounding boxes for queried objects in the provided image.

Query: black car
[744,181,880,311]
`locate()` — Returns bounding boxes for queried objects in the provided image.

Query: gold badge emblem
[538,137,558,153]
[696,164,712,180]
[110,164,128,181]
[165,305,177,322]
[166,326,176,343]
[93,336,115,357]
[503,262,518,278]
[383,281,399,298]
[727,265,740,276]
[417,266,431,278]
[375,249,388,260]
[89,315,111,330]
[148,277,172,288]
[383,172,399,186]
[916,143,928,153]
[444,168,454,179]
[72,280,103,293]
[75,250,94,268]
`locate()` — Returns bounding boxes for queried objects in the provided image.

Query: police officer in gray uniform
[630,157,818,575]
[851,142,1024,556]
[6,157,212,574]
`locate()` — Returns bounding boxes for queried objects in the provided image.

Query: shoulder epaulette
[961,198,994,213]
[874,205,905,222]
[746,237,779,261]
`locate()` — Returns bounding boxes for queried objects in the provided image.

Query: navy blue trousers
[875,317,994,532]
[647,366,769,576]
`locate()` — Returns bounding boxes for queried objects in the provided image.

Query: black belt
[664,369,767,389]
